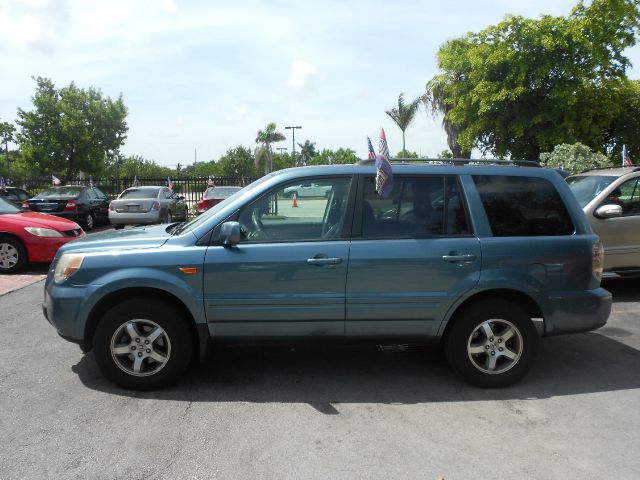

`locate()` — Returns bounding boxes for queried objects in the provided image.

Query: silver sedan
[108,186,188,229]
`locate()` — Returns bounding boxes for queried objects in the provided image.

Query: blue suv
[43,163,611,389]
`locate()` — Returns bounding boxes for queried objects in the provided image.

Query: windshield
[204,187,241,199]
[35,187,83,199]
[566,175,617,208]
[119,188,161,199]
[0,197,21,214]
[173,176,272,235]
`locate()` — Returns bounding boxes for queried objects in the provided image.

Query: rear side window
[473,175,574,236]
[361,175,470,238]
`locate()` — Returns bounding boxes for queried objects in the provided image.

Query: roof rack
[358,157,541,168]
[578,165,640,173]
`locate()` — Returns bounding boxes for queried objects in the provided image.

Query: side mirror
[594,204,623,219]
[219,221,241,246]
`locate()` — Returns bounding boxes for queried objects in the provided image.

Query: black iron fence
[9,175,257,215]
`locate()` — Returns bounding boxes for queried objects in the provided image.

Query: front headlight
[54,253,85,283]
[24,227,64,238]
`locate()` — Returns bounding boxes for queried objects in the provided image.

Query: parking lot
[0,268,638,479]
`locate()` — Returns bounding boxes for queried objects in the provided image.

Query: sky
[1,0,639,168]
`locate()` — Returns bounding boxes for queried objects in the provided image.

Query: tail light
[21,200,31,210]
[151,201,160,211]
[108,202,114,211]
[197,200,206,211]
[64,201,77,211]
[593,239,604,281]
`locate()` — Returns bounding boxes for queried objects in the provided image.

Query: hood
[2,211,82,230]
[58,223,173,254]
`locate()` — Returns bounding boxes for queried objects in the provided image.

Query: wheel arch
[441,289,544,340]
[0,232,29,262]
[84,287,207,360]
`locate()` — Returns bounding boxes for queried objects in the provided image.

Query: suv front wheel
[93,299,193,390]
[445,300,538,388]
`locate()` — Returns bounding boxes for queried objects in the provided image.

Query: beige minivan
[567,166,640,278]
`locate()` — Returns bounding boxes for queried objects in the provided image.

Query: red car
[197,186,242,214]
[0,197,85,273]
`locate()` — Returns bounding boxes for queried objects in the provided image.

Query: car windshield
[204,187,241,199]
[119,188,160,199]
[566,175,617,208]
[172,176,272,235]
[0,197,20,214]
[35,187,83,198]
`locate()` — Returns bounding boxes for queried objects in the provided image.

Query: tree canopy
[425,0,640,160]
[385,93,422,155]
[16,77,128,179]
[540,143,612,173]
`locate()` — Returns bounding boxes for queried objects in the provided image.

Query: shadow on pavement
[603,278,640,303]
[72,330,640,411]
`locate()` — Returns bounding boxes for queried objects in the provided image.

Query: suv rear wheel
[445,300,538,388]
[93,299,193,390]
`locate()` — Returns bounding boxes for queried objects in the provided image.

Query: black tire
[444,300,538,388]
[84,212,95,230]
[166,211,172,223]
[0,236,28,273]
[93,299,193,390]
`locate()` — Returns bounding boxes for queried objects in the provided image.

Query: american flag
[367,137,376,160]
[622,145,634,166]
[379,128,390,161]
[375,128,393,198]
[167,177,174,190]
[52,174,61,186]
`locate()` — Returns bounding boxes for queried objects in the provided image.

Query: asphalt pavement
[0,279,639,479]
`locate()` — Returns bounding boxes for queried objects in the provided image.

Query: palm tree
[385,93,422,156]
[424,76,471,159]
[297,140,317,166]
[255,122,285,174]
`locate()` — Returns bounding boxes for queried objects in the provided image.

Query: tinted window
[204,187,242,199]
[85,188,97,199]
[615,177,640,215]
[360,175,470,238]
[119,188,161,199]
[238,177,352,242]
[473,175,574,236]
[93,187,106,199]
[35,187,83,198]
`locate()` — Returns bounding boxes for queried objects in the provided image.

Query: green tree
[426,0,640,160]
[255,122,285,174]
[310,148,359,165]
[540,143,612,173]
[0,120,16,178]
[217,146,256,177]
[16,77,128,179]
[385,93,422,154]
[297,139,317,166]
[104,155,173,178]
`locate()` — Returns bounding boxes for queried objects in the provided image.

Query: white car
[283,182,332,198]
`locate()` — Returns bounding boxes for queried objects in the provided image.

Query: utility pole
[285,126,302,167]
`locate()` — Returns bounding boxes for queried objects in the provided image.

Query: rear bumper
[544,287,612,335]
[108,211,161,225]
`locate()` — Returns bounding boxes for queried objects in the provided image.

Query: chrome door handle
[307,257,342,266]
[442,254,476,263]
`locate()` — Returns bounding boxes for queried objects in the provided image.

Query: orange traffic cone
[292,192,298,207]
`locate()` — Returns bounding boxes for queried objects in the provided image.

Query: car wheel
[84,212,95,230]
[0,236,27,273]
[444,300,538,388]
[93,299,193,390]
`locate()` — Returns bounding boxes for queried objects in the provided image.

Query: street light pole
[285,126,302,167]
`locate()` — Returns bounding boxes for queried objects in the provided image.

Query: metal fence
[10,175,258,216]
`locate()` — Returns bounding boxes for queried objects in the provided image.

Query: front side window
[473,175,574,236]
[360,175,470,238]
[611,177,640,215]
[238,177,352,242]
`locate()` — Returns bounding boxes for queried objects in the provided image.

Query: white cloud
[287,60,317,92]
[160,0,177,13]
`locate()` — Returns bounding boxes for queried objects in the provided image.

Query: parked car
[108,186,188,229]
[0,197,84,273]
[43,162,610,390]
[283,182,332,198]
[0,186,32,209]
[197,186,242,214]
[566,166,640,278]
[24,185,110,230]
